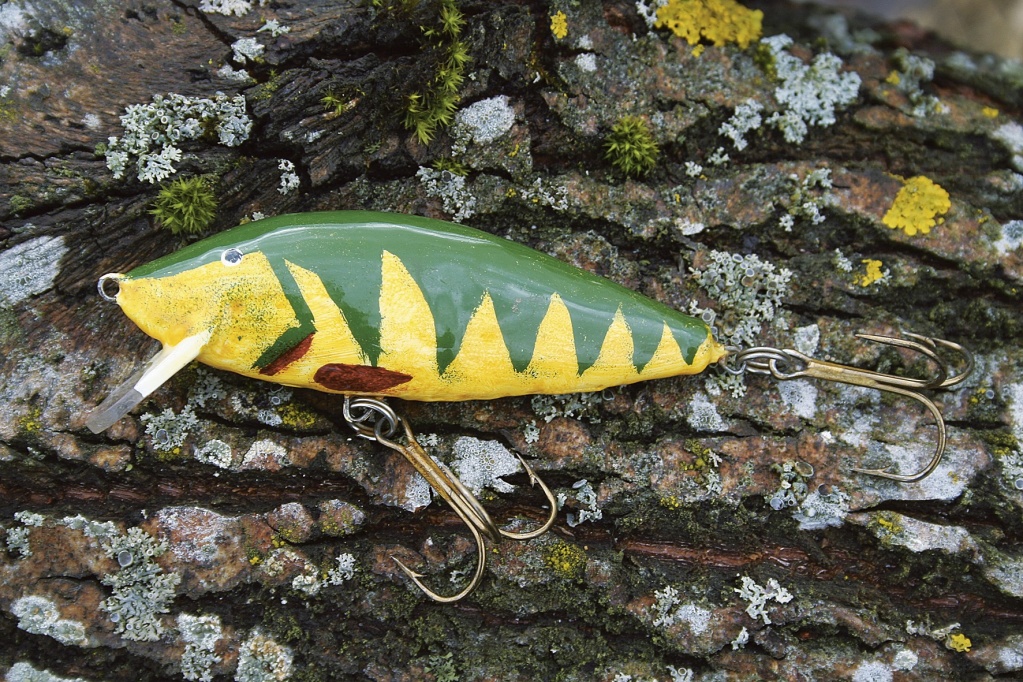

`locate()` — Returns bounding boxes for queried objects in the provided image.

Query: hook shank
[343,396,557,602]
[726,332,972,483]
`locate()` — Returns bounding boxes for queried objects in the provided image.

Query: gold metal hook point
[726,331,973,483]
[343,396,558,602]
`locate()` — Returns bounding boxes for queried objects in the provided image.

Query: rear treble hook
[723,332,973,482]
[343,396,557,602]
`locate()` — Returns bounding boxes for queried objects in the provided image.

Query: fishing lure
[87,210,971,601]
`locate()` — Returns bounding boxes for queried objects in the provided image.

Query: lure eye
[221,248,244,266]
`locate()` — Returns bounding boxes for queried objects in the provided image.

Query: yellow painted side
[267,260,368,383]
[117,252,299,376]
[439,292,518,390]
[523,293,579,388]
[579,308,639,387]
[376,250,441,394]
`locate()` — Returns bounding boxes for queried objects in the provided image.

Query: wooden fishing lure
[87,211,725,432]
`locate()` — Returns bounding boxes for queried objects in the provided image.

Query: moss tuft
[150,175,218,235]
[604,115,659,178]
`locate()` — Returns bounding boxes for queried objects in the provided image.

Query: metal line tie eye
[97,273,124,302]
[221,248,244,266]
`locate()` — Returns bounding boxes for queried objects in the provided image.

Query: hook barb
[343,396,558,601]
[728,332,972,483]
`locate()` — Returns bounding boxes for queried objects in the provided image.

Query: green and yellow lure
[87,211,725,432]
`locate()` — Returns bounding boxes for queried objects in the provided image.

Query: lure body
[94,211,724,426]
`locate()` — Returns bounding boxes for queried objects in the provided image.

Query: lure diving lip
[86,210,725,433]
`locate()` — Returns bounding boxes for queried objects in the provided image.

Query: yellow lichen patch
[524,293,579,385]
[885,70,901,86]
[655,0,763,49]
[543,540,587,580]
[550,11,568,39]
[947,633,972,653]
[853,259,885,287]
[580,308,639,387]
[982,106,999,118]
[882,176,951,236]
[279,260,367,378]
[441,292,518,390]
[376,250,440,392]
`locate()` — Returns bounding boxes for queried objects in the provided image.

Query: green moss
[425,652,458,682]
[321,89,359,117]
[604,116,659,178]
[401,0,470,143]
[431,157,469,176]
[251,71,279,102]
[150,175,218,235]
[9,195,32,215]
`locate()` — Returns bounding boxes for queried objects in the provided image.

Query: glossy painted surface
[115,211,725,400]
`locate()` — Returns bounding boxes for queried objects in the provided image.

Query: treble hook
[342,396,557,602]
[724,332,973,483]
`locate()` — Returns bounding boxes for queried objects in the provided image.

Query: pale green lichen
[451,436,522,495]
[651,586,712,635]
[195,439,233,468]
[11,595,89,647]
[235,630,293,682]
[5,661,90,682]
[886,48,946,117]
[780,168,833,230]
[759,34,861,144]
[531,390,610,424]
[142,405,198,454]
[734,575,792,624]
[6,525,32,557]
[0,235,68,309]
[558,479,603,527]
[105,93,251,183]
[688,250,792,381]
[100,527,182,642]
[416,166,477,222]
[178,613,224,682]
[450,95,515,154]
[766,460,814,511]
[719,99,763,151]
[6,510,45,557]
[792,486,850,530]
[326,552,357,584]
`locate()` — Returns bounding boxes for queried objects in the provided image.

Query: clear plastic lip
[85,330,210,433]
